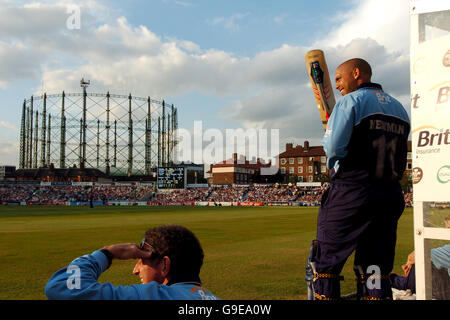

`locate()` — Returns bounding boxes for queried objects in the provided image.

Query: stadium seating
[0,184,413,206]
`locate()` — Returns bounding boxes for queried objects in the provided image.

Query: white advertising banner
[411,33,450,201]
[296,182,321,187]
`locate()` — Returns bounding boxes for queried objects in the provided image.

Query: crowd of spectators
[246,184,299,202]
[154,184,326,203]
[208,186,248,202]
[296,184,329,204]
[154,188,210,202]
[0,185,36,203]
[1,183,413,206]
[0,185,155,203]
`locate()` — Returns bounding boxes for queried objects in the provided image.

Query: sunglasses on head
[139,238,161,258]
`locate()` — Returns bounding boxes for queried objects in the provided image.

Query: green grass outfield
[0,205,414,300]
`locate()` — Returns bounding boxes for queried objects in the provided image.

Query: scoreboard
[157,167,186,189]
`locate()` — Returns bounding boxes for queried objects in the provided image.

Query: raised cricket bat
[304,49,336,131]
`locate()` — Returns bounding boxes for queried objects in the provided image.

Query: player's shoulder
[334,91,362,112]
[148,282,218,300]
[355,86,398,103]
[352,87,405,110]
[360,88,409,122]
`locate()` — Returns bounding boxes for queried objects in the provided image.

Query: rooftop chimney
[304,141,310,151]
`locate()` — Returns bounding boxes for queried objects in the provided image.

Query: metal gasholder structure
[19,85,178,176]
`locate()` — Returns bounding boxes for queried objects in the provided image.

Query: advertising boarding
[411,33,450,201]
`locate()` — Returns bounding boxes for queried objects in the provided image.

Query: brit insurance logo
[437,165,450,184]
[412,126,450,156]
[412,167,423,184]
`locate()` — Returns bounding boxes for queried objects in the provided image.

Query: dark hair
[145,225,204,276]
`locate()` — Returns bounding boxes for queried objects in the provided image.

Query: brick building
[207,153,271,185]
[278,141,328,182]
[278,140,413,183]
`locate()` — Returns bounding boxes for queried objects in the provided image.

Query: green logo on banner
[437,165,450,184]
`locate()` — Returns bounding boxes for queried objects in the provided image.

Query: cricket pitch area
[0,205,415,300]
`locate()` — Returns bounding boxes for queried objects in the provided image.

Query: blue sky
[0,0,411,166]
[106,0,353,56]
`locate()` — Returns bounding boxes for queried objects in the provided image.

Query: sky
[0,0,412,166]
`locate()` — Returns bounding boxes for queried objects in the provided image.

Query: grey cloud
[373,55,410,98]
[220,81,325,143]
[249,45,307,87]
[0,3,98,40]
[223,86,305,123]
[0,41,42,86]
[317,38,410,104]
[222,38,411,147]
[0,141,19,166]
[0,5,68,39]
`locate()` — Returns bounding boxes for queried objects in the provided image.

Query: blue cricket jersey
[322,83,410,184]
[45,250,218,300]
[431,244,450,276]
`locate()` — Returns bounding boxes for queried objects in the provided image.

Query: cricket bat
[304,49,336,131]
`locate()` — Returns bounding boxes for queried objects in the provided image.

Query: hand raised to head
[103,243,153,260]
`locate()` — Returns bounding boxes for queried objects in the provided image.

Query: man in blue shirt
[45,224,218,300]
[309,58,410,300]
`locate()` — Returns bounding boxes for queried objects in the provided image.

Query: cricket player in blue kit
[308,58,410,300]
[45,224,218,300]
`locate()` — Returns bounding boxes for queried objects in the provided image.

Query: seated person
[45,224,218,300]
[390,251,415,294]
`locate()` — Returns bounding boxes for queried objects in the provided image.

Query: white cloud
[0,121,18,131]
[208,12,250,31]
[163,0,193,7]
[273,14,289,25]
[36,18,253,98]
[174,0,193,7]
[165,37,202,53]
[315,0,410,55]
